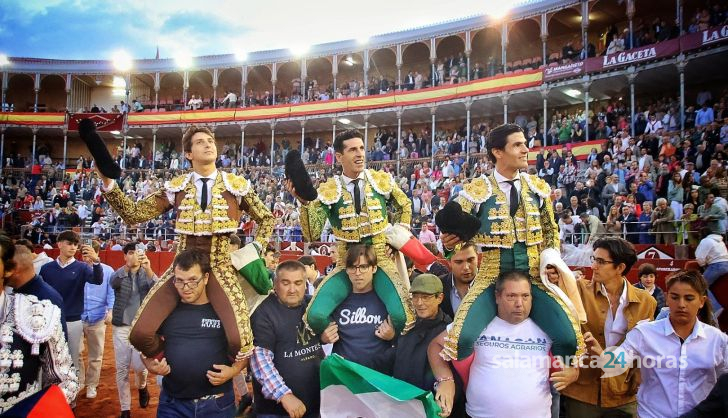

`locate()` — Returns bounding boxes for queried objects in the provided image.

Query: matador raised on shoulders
[84,122,273,359]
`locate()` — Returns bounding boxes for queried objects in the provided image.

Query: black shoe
[139,387,150,408]
[120,411,131,418]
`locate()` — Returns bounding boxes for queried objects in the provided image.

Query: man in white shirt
[644,114,663,135]
[429,270,578,418]
[695,227,728,314]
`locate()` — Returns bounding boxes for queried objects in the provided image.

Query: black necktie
[506,180,518,217]
[200,178,210,211]
[353,179,362,214]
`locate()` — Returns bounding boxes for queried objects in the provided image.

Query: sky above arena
[0,0,520,61]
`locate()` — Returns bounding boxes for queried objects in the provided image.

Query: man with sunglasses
[561,237,655,417]
[142,250,245,418]
[110,243,156,418]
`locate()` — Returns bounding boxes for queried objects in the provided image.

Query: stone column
[502,93,510,124]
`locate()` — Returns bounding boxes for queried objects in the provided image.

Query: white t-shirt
[466,317,552,418]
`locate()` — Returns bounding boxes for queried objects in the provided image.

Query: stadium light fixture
[339,118,351,125]
[564,88,581,98]
[175,52,193,69]
[487,0,513,20]
[112,50,133,72]
[110,130,121,135]
[0,54,10,67]
[290,44,309,57]
[344,55,355,66]
[235,50,248,63]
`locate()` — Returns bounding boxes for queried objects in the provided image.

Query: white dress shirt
[192,170,217,209]
[341,172,365,209]
[614,318,728,418]
[599,279,629,347]
[493,169,522,206]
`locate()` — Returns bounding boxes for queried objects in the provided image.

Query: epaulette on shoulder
[165,172,193,193]
[317,177,342,205]
[222,172,251,197]
[364,169,394,196]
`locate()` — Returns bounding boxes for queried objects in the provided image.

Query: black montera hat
[435,201,481,242]
[285,150,318,202]
[78,119,121,179]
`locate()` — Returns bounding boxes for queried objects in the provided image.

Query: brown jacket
[561,279,656,408]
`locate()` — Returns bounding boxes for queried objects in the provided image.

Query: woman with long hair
[605,205,622,235]
[584,270,726,418]
[668,171,685,220]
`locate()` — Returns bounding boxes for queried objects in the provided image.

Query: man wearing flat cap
[390,273,451,391]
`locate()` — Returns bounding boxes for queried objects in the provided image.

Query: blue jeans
[156,389,235,418]
[550,383,561,418]
[703,261,728,313]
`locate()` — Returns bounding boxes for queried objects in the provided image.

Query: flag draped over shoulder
[320,354,441,418]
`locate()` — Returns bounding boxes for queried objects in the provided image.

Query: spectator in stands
[188,94,203,110]
[250,260,324,418]
[638,201,656,244]
[584,270,725,418]
[79,240,115,399]
[39,230,103,392]
[579,212,607,245]
[696,102,715,127]
[418,222,437,245]
[634,263,665,318]
[562,237,656,417]
[438,243,478,319]
[617,204,639,244]
[319,244,395,374]
[698,193,727,235]
[651,198,677,244]
[131,100,143,112]
[110,243,156,417]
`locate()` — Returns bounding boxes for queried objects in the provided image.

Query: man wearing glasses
[561,237,655,417]
[142,250,245,418]
[390,274,452,392]
[110,243,156,418]
[320,244,396,374]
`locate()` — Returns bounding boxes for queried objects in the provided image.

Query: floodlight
[113,50,133,72]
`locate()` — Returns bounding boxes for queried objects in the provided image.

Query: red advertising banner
[681,24,728,51]
[585,37,681,72]
[542,61,585,82]
[67,113,124,132]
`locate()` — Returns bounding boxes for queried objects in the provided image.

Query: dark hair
[265,246,277,256]
[173,249,211,276]
[593,237,637,275]
[275,260,307,279]
[345,244,377,268]
[0,234,16,273]
[122,243,137,254]
[181,125,215,154]
[298,255,316,267]
[15,239,34,253]
[57,230,80,244]
[229,234,242,248]
[666,270,716,327]
[638,263,656,278]
[333,129,364,154]
[486,123,524,163]
[495,270,531,293]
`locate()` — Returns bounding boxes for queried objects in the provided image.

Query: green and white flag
[320,354,441,418]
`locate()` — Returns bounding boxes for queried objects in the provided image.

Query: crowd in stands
[3,84,728,250]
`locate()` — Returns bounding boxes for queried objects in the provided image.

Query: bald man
[9,245,68,338]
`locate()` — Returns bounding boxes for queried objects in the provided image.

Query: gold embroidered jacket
[299,169,412,243]
[104,171,274,249]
